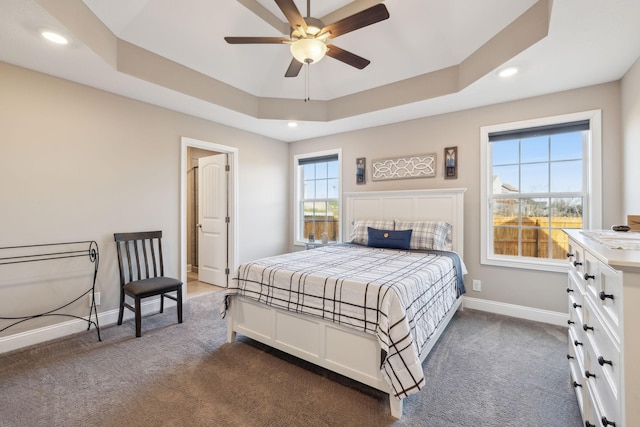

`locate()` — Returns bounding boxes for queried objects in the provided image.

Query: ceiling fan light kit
[225,0,390,77]
[290,38,327,64]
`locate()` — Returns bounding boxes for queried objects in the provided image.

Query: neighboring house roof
[493,176,519,194]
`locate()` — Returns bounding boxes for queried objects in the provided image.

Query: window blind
[297,154,339,165]
[488,120,589,142]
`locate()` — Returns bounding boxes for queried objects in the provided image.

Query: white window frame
[293,149,342,246]
[480,110,602,272]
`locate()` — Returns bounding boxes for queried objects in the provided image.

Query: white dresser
[565,229,640,427]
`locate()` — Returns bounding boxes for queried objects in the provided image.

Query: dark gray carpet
[0,291,581,427]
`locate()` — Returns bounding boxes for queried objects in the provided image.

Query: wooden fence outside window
[493,217,582,259]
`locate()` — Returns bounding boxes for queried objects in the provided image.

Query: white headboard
[343,188,466,258]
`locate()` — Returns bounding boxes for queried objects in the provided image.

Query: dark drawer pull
[574,340,583,347]
[567,320,575,325]
[567,354,574,360]
[583,323,594,332]
[584,273,595,280]
[601,416,616,426]
[599,291,614,301]
[572,381,582,388]
[567,252,574,258]
[566,287,574,293]
[585,422,596,427]
[598,356,613,367]
[585,370,596,379]
[573,302,582,309]
[574,261,582,267]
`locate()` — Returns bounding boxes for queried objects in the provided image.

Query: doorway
[180,137,238,299]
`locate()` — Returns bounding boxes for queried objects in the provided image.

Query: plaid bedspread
[224,244,465,399]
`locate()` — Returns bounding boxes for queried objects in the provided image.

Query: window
[480,111,601,272]
[294,150,341,244]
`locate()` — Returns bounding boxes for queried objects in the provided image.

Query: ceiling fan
[224,0,390,78]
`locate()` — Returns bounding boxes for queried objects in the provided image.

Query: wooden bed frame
[226,189,466,418]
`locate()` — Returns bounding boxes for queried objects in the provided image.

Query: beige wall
[0,62,289,337]
[289,82,622,313]
[622,56,640,216]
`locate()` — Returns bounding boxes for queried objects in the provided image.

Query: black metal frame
[0,240,101,341]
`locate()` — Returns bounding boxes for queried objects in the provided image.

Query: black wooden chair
[114,231,183,337]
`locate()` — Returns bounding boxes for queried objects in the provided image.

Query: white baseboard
[0,299,171,355]
[463,296,568,327]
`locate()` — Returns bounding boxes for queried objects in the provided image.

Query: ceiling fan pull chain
[305,62,310,102]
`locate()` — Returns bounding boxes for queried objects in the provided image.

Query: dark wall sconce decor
[444,146,457,179]
[356,157,366,184]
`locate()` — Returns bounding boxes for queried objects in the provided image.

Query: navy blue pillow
[367,227,412,250]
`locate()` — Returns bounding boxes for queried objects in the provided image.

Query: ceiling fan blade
[321,4,389,39]
[285,58,304,77]
[224,36,291,44]
[275,0,307,33]
[326,44,370,69]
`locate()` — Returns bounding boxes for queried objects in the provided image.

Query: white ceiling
[1,0,639,142]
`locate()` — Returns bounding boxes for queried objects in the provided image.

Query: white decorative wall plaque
[371,153,437,181]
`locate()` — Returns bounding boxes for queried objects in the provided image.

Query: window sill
[481,256,569,273]
[295,240,340,247]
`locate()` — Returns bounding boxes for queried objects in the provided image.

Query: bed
[223,189,466,418]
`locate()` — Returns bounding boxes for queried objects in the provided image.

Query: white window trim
[293,149,342,246]
[480,110,602,272]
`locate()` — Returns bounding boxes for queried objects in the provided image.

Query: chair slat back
[114,231,165,286]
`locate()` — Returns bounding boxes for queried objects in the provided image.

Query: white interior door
[198,154,228,286]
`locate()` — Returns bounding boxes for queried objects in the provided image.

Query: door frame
[180,136,238,291]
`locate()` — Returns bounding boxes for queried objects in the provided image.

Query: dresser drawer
[567,304,585,350]
[584,342,620,426]
[583,381,619,427]
[568,331,585,412]
[568,238,585,276]
[583,298,621,399]
[568,327,585,376]
[583,250,601,302]
[582,384,599,427]
[568,276,585,332]
[567,268,586,300]
[584,257,622,342]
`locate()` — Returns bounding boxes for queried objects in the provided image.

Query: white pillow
[349,220,394,246]
[394,220,452,251]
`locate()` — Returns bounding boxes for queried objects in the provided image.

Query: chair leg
[135,297,142,338]
[177,287,183,324]
[117,291,125,325]
[160,293,165,313]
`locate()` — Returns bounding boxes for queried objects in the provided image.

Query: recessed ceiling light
[287,122,298,128]
[498,66,519,78]
[41,30,68,45]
